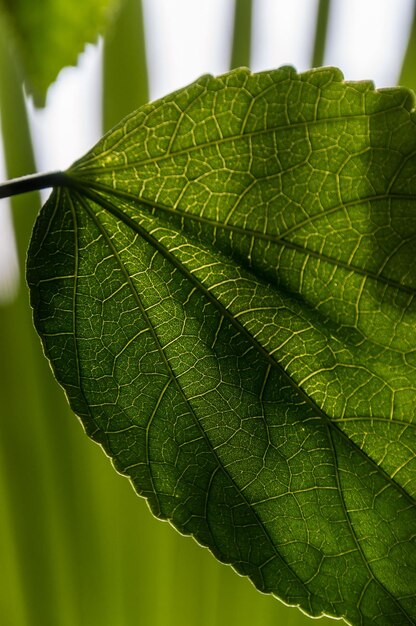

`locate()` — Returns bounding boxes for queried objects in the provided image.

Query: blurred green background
[0,1,415,624]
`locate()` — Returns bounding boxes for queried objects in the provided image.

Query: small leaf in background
[27,67,416,626]
[0,0,120,105]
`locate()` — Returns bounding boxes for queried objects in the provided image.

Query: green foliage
[27,66,416,625]
[0,0,120,104]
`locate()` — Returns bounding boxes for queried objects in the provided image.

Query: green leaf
[27,67,416,625]
[0,0,120,104]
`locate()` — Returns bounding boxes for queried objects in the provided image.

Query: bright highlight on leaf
[26,67,416,626]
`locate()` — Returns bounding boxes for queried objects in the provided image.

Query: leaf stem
[0,171,69,199]
[311,0,331,68]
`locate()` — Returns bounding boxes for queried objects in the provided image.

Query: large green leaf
[0,0,120,104]
[26,67,416,625]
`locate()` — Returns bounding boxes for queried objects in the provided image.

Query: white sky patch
[26,40,103,175]
[251,0,319,72]
[142,0,235,100]
[325,0,414,86]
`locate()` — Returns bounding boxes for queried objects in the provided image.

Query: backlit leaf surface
[0,0,119,103]
[27,67,416,625]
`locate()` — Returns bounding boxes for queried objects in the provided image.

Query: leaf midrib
[72,185,415,509]
[65,176,416,297]
[326,424,412,622]
[75,187,416,619]
[70,105,409,173]
[74,188,312,598]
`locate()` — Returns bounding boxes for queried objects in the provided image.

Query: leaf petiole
[0,170,69,199]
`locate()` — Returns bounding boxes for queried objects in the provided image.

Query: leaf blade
[27,67,416,625]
